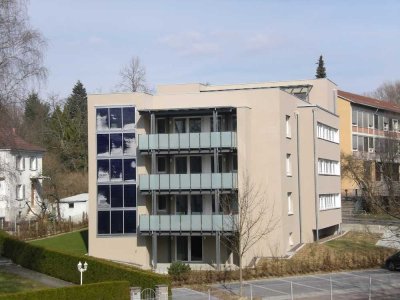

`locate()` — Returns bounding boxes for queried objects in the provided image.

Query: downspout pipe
[312,109,319,241]
[295,112,303,243]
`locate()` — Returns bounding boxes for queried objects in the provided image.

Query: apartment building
[88,78,341,271]
[337,90,400,199]
[0,129,45,224]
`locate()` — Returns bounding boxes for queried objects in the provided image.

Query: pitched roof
[0,128,46,152]
[60,193,88,203]
[338,90,400,114]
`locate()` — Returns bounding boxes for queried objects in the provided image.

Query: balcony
[139,173,237,193]
[139,214,237,235]
[138,132,237,153]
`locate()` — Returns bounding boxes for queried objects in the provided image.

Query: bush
[0,231,170,290]
[0,281,130,300]
[168,261,191,280]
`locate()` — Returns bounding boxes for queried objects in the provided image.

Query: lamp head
[77,261,82,270]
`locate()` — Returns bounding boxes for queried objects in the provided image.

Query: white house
[58,193,88,223]
[0,129,45,224]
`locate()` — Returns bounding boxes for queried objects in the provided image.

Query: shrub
[0,281,130,300]
[168,261,191,280]
[0,231,170,290]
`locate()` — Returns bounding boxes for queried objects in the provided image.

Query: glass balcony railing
[139,214,237,233]
[138,132,237,151]
[139,172,237,191]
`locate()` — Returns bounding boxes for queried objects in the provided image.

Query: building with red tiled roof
[0,128,45,225]
[337,90,400,201]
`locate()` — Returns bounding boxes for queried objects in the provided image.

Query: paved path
[212,268,400,299]
[0,257,73,288]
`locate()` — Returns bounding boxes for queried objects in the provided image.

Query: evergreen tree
[21,92,50,146]
[315,55,327,79]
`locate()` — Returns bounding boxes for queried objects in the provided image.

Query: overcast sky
[29,0,400,99]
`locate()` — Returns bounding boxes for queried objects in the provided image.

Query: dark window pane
[191,195,202,214]
[175,157,187,174]
[110,108,122,129]
[189,118,201,133]
[176,236,188,261]
[212,195,215,213]
[124,159,136,181]
[232,115,237,131]
[210,117,222,132]
[157,119,167,134]
[110,134,123,156]
[157,157,167,173]
[232,154,237,171]
[97,134,109,156]
[111,211,123,234]
[111,185,123,207]
[110,159,123,181]
[174,119,186,133]
[123,133,136,155]
[97,185,110,208]
[124,185,136,207]
[190,156,202,173]
[211,156,222,173]
[123,107,135,129]
[124,211,136,233]
[97,160,109,182]
[98,211,110,234]
[96,108,108,130]
[176,195,187,214]
[158,195,168,211]
[191,236,202,261]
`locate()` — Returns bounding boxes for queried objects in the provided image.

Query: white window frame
[16,155,25,171]
[393,119,399,132]
[287,192,293,215]
[319,194,341,210]
[285,115,291,138]
[30,157,37,171]
[317,123,339,143]
[16,184,25,200]
[286,154,292,176]
[318,159,340,176]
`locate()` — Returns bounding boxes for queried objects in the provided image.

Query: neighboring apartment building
[88,78,341,271]
[0,129,45,224]
[337,91,400,198]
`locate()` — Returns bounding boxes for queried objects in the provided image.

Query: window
[232,154,238,172]
[16,156,24,171]
[174,119,186,133]
[29,157,37,170]
[176,236,203,262]
[318,159,340,176]
[157,118,167,134]
[96,106,137,236]
[352,109,357,126]
[211,155,222,173]
[285,115,291,138]
[287,192,293,215]
[317,123,339,143]
[175,157,187,174]
[368,113,374,128]
[319,194,341,210]
[210,116,222,132]
[191,236,203,261]
[191,195,203,214]
[383,117,389,131]
[157,157,167,173]
[176,195,188,214]
[189,118,201,133]
[286,154,292,176]
[69,203,74,209]
[393,119,399,132]
[190,156,202,173]
[288,232,294,247]
[16,185,24,200]
[158,195,168,212]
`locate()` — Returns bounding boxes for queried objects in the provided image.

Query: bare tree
[221,173,277,295]
[368,80,400,105]
[0,0,47,105]
[117,56,149,93]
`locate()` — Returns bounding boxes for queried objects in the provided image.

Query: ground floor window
[176,236,203,262]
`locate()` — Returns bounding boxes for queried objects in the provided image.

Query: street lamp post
[77,261,88,285]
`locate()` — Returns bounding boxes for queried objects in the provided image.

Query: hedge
[0,281,130,300]
[0,231,170,290]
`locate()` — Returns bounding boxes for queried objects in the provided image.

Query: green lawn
[29,229,88,256]
[0,270,48,294]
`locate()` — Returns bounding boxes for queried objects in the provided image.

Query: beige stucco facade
[88,78,341,271]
